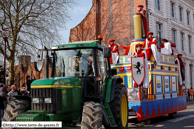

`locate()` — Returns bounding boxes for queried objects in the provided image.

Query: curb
[187,101,194,105]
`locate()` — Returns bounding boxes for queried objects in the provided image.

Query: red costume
[160,39,176,55]
[175,54,185,82]
[136,5,148,37]
[142,32,157,60]
[109,39,119,64]
[119,45,130,55]
[160,42,176,48]
[133,49,145,57]
[133,43,145,87]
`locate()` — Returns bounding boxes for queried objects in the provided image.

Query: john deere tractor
[2,38,128,129]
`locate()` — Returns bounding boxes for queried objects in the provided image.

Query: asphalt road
[1,102,193,129]
[128,102,194,129]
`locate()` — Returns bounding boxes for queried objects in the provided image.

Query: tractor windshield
[54,49,95,77]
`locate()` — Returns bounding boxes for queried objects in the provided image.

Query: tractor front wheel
[2,99,30,122]
[81,101,103,129]
[108,83,128,129]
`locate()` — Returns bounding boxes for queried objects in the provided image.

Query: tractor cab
[51,41,109,98]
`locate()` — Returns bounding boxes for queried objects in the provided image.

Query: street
[128,102,194,129]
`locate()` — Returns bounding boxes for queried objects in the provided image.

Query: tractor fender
[14,95,31,103]
[110,77,123,102]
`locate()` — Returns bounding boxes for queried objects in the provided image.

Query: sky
[60,0,92,43]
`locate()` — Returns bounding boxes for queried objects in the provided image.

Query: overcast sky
[60,0,92,44]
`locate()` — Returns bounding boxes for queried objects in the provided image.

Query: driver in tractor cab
[81,55,94,96]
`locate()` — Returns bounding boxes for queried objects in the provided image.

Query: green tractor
[2,38,128,129]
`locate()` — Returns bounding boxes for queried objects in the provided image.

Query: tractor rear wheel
[81,101,103,129]
[107,83,128,129]
[2,99,30,122]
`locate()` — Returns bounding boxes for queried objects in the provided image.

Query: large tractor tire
[106,84,128,129]
[81,101,103,129]
[2,99,30,121]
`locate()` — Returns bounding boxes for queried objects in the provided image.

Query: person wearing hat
[132,43,149,88]
[137,5,146,17]
[133,43,145,58]
[109,39,119,64]
[136,5,148,37]
[160,39,176,55]
[142,32,156,59]
[142,32,161,65]
[133,43,144,88]
[117,43,131,55]
[175,54,185,85]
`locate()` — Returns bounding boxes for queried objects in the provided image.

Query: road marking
[168,115,194,122]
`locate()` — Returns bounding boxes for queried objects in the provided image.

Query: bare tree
[0,0,75,85]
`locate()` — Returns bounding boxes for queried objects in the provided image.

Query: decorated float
[111,14,187,123]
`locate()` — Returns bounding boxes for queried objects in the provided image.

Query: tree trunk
[8,53,15,86]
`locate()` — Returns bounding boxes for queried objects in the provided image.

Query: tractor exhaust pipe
[45,46,49,78]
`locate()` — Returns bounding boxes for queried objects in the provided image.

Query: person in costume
[133,43,145,58]
[109,39,119,64]
[160,39,176,55]
[117,43,131,55]
[136,5,148,37]
[175,54,185,85]
[132,43,149,88]
[143,32,161,65]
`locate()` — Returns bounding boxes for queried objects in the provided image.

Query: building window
[172,29,176,48]
[156,23,162,45]
[190,64,193,88]
[179,7,183,21]
[193,15,194,27]
[155,0,160,10]
[181,33,184,51]
[189,36,192,53]
[171,2,175,17]
[187,11,190,25]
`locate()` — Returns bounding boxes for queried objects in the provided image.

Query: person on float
[175,54,185,85]
[143,32,161,65]
[109,39,119,64]
[160,39,176,55]
[132,43,149,88]
[117,43,131,55]
[136,5,148,37]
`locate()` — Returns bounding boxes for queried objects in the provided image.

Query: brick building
[69,0,147,55]
[69,0,194,89]
[14,55,52,89]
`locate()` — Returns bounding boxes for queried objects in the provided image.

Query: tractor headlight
[44,98,52,103]
[32,98,39,103]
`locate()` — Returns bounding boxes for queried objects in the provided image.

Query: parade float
[111,13,187,123]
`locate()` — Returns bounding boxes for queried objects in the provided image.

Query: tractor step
[102,102,117,127]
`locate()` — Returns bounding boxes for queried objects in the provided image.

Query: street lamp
[0,30,10,84]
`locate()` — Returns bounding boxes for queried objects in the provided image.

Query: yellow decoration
[133,15,142,39]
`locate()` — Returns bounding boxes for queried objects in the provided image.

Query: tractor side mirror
[103,47,111,58]
[38,50,43,61]
[111,69,117,76]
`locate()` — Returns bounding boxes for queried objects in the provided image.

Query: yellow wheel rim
[121,94,128,127]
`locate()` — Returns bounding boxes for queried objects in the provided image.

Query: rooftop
[52,40,104,49]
